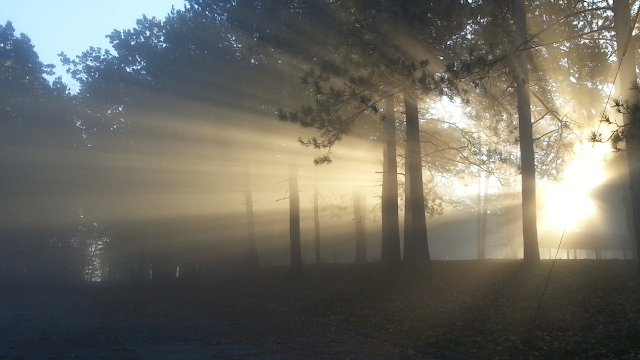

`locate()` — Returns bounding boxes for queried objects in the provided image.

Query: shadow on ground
[0,283,448,360]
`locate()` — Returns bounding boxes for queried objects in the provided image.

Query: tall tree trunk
[479,172,490,260]
[476,171,490,260]
[289,161,303,272]
[353,188,367,263]
[244,162,259,270]
[242,67,259,271]
[403,158,414,264]
[314,169,321,264]
[613,0,640,266]
[404,95,430,275]
[513,0,540,264]
[508,201,521,259]
[381,95,401,265]
[476,170,483,259]
[282,52,303,274]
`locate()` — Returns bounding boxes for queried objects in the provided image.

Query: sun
[542,145,608,231]
[544,183,596,231]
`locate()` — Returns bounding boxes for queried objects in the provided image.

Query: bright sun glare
[543,143,608,231]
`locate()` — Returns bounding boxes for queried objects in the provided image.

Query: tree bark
[477,171,490,260]
[480,173,490,259]
[381,95,401,265]
[244,162,259,270]
[613,0,640,267]
[353,188,367,263]
[282,51,303,274]
[242,62,259,271]
[476,170,483,259]
[513,0,540,264]
[289,161,303,273]
[404,95,431,275]
[508,199,522,259]
[403,157,414,265]
[314,169,321,264]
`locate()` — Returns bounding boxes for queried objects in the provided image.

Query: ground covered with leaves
[223,260,640,360]
[2,281,436,359]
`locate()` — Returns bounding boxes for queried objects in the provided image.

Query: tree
[61,8,264,279]
[243,163,259,269]
[444,0,614,262]
[63,2,334,277]
[513,0,541,263]
[477,171,490,260]
[404,96,431,274]
[381,95,401,265]
[352,187,367,263]
[275,0,479,274]
[313,168,322,263]
[610,0,640,264]
[0,21,83,282]
[187,0,334,273]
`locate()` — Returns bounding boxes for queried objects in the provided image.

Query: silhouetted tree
[513,0,541,263]
[276,1,478,275]
[353,187,367,263]
[0,21,83,282]
[381,95,401,265]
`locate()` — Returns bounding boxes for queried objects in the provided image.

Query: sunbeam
[541,142,609,232]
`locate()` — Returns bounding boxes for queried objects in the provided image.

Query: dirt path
[0,284,449,360]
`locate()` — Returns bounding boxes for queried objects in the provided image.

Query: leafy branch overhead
[591,83,640,152]
[278,56,442,160]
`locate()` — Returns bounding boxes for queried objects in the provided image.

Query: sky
[2,0,186,92]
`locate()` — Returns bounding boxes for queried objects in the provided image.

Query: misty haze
[2,1,640,359]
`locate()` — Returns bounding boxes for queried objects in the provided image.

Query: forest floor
[0,279,440,359]
[227,260,640,360]
[2,260,640,360]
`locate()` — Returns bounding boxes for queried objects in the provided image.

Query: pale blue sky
[2,0,185,91]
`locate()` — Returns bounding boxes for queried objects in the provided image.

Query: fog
[1,0,638,285]
[1,94,632,283]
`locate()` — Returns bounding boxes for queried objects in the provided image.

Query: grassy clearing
[227,260,640,360]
